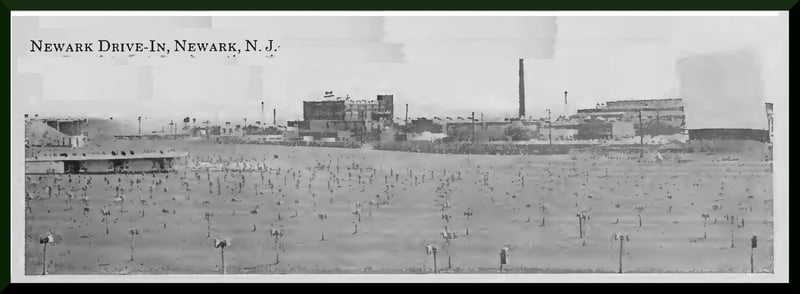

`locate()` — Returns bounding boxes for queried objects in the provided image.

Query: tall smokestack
[405,103,409,124]
[273,108,276,126]
[519,59,526,119]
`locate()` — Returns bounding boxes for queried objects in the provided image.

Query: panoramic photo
[12,13,784,275]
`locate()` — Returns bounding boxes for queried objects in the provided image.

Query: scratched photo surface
[13,14,784,275]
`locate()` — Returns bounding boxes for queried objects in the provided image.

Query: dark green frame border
[0,0,799,10]
[1,0,795,289]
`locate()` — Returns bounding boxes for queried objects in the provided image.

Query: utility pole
[638,109,644,145]
[519,59,525,119]
[547,109,552,147]
[472,111,476,143]
[273,108,277,126]
[656,110,660,125]
[405,103,409,125]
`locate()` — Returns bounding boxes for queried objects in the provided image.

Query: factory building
[576,98,685,129]
[345,95,394,122]
[299,93,395,142]
[575,98,685,138]
[688,128,770,142]
[303,100,346,121]
[304,93,394,124]
[686,128,771,157]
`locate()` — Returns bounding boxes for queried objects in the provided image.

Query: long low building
[688,128,770,142]
[25,152,188,174]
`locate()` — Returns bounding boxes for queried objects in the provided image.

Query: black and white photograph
[9,11,788,282]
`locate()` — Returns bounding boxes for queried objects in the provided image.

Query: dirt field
[24,141,774,274]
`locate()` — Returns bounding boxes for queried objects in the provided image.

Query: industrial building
[344,95,394,123]
[576,98,685,128]
[304,94,393,122]
[299,93,395,142]
[303,100,347,121]
[688,128,770,142]
[575,98,685,138]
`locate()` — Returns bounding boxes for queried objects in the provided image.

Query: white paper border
[9,10,789,283]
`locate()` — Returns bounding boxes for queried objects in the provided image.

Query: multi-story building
[576,98,685,136]
[303,94,394,124]
[343,95,394,128]
[303,100,347,121]
[576,98,685,128]
[302,93,395,140]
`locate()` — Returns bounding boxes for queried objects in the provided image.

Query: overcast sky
[12,13,787,131]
